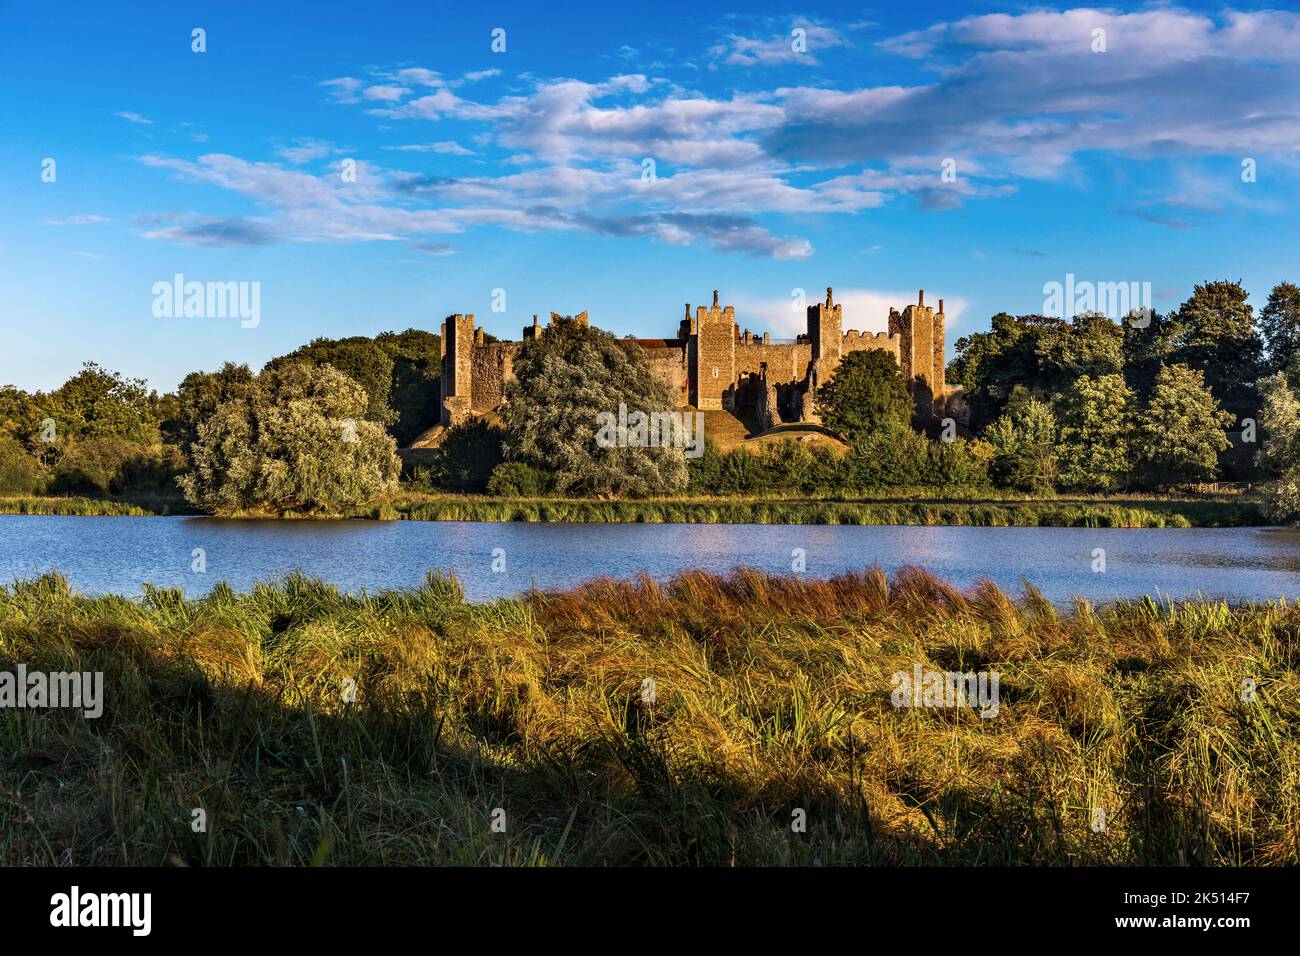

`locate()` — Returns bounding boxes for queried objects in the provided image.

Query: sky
[3,0,1299,393]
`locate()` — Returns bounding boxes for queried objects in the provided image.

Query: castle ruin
[439,288,958,431]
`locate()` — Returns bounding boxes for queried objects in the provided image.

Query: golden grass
[0,567,1295,865]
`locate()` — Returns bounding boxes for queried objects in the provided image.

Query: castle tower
[691,289,736,409]
[888,290,945,420]
[439,313,475,425]
[807,286,843,379]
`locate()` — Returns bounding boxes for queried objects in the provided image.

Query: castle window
[711,368,718,379]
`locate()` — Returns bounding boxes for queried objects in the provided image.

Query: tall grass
[361,494,1264,527]
[0,495,193,516]
[1,568,1294,866]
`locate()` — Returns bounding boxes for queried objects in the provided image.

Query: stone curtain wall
[435,289,948,432]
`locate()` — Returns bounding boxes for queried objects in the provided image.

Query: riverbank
[1,490,1267,527]
[1,567,1294,866]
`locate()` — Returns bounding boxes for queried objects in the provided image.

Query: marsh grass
[1,567,1295,866]
[362,494,1263,528]
[0,495,192,516]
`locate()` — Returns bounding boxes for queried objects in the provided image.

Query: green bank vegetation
[4,281,1300,522]
[1,489,1263,527]
[1,568,1295,865]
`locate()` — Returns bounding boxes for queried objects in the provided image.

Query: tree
[814,349,913,440]
[432,418,505,491]
[500,317,687,497]
[1259,282,1300,378]
[375,329,442,446]
[948,312,1122,432]
[180,363,399,515]
[1170,281,1263,414]
[1055,373,1135,491]
[47,362,160,446]
[265,336,397,426]
[984,388,1059,492]
[173,363,258,457]
[1135,364,1232,487]
[1255,372,1300,523]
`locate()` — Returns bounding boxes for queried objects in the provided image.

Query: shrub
[487,461,553,497]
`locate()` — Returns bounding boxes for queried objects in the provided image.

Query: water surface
[2,515,1297,604]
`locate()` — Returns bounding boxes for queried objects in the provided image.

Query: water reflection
[1,515,1297,605]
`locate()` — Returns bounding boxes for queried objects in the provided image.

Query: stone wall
[692,293,736,410]
[471,342,515,411]
[435,286,951,433]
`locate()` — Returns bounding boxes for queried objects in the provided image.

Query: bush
[48,436,178,496]
[0,436,43,494]
[487,461,553,497]
[433,419,506,492]
[180,363,400,515]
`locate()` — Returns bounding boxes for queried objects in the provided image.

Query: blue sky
[3,0,1299,393]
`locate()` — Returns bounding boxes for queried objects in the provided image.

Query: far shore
[0,490,1269,528]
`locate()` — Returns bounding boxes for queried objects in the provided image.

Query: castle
[439,288,958,431]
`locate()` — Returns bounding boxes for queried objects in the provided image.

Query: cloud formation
[135,7,1300,256]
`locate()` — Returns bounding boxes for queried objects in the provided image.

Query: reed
[1,567,1294,866]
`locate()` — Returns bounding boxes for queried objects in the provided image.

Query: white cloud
[712,23,850,66]
[733,289,968,338]
[114,111,153,125]
[382,141,474,156]
[45,215,111,225]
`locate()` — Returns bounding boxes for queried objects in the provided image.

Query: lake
[1,515,1298,604]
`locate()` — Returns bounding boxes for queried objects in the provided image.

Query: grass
[359,491,1266,528]
[0,567,1295,866]
[0,494,193,516]
[1,490,1268,527]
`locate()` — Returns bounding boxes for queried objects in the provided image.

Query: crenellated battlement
[438,284,951,428]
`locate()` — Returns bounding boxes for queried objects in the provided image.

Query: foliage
[501,317,687,497]
[985,389,1059,492]
[179,363,400,515]
[814,349,913,439]
[948,312,1123,431]
[265,336,398,426]
[1055,373,1135,492]
[487,461,554,497]
[1260,282,1300,378]
[431,419,506,492]
[0,436,42,494]
[375,329,442,446]
[1170,281,1264,414]
[1255,372,1300,523]
[1135,364,1233,487]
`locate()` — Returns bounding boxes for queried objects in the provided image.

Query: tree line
[3,280,1299,521]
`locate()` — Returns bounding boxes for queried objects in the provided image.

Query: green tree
[432,418,505,492]
[1055,373,1135,491]
[173,363,258,457]
[180,363,399,515]
[265,336,397,426]
[948,312,1122,432]
[375,329,442,446]
[1259,282,1300,378]
[813,349,913,440]
[47,362,160,446]
[500,317,687,497]
[985,388,1059,492]
[1255,372,1300,523]
[1170,281,1263,413]
[1135,364,1232,487]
